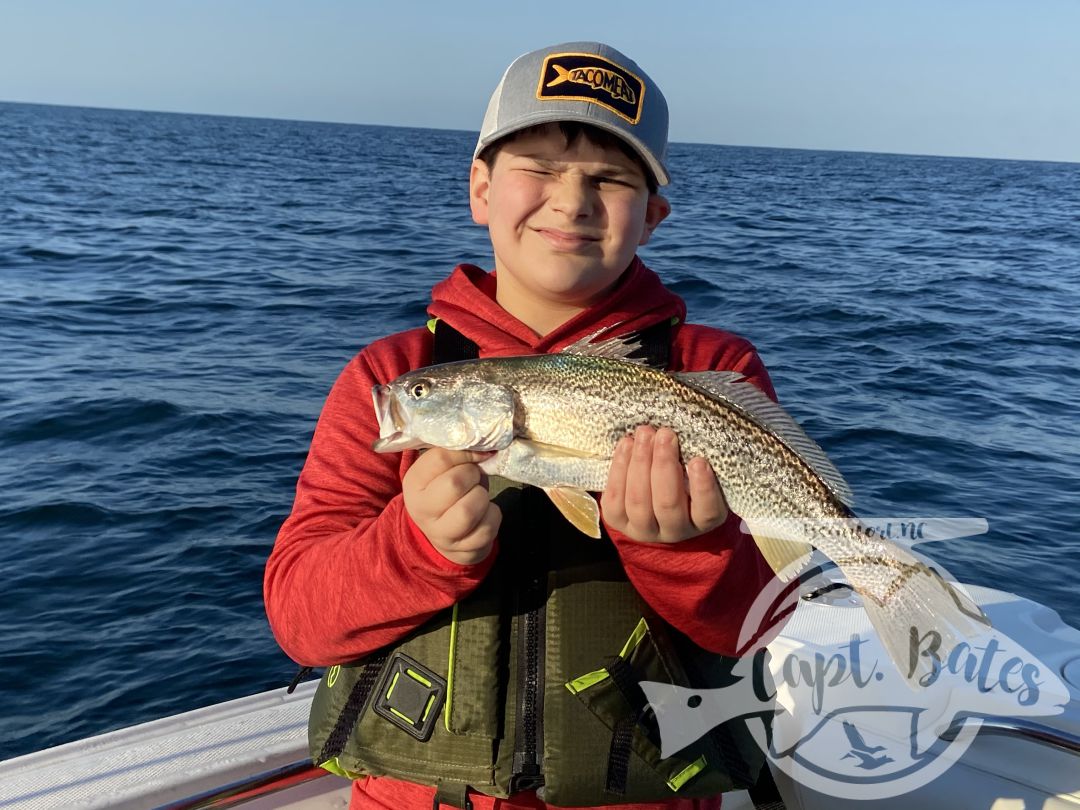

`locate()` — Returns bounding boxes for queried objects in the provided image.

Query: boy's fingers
[651,428,689,530]
[687,457,728,530]
[624,426,659,536]
[434,481,493,541]
[407,448,492,491]
[411,459,492,524]
[601,436,633,526]
[438,504,502,565]
[427,462,484,508]
[465,503,502,549]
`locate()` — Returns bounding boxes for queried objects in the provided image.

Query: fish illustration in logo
[545,64,637,105]
[638,590,1071,800]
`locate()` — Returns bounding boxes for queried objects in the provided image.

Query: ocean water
[1,101,1079,761]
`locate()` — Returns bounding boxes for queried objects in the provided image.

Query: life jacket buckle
[372,652,447,742]
[433,784,473,810]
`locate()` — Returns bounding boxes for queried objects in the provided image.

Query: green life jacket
[306,320,770,808]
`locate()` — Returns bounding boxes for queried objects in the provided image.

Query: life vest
[306,319,770,808]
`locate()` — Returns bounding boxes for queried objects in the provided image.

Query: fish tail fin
[546,65,572,87]
[859,551,991,688]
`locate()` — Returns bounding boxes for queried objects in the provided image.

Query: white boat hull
[2,584,1077,809]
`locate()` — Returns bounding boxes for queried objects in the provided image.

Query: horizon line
[3,97,1077,168]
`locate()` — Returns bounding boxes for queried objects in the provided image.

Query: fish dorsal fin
[560,328,650,364]
[674,371,855,507]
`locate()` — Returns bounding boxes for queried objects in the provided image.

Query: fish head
[372,366,517,453]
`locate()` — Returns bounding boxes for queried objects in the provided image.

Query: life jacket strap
[623,318,675,370]
[287,666,314,694]
[431,318,479,364]
[602,655,650,796]
[317,650,389,765]
[604,713,635,795]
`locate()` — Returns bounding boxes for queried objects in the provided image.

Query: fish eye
[409,380,431,399]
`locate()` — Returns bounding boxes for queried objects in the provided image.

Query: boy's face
[469,124,670,328]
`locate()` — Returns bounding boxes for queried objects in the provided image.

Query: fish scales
[481,354,845,529]
[372,344,991,683]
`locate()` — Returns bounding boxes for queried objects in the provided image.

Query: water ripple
[1,103,1078,761]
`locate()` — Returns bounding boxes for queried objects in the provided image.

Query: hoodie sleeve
[263,339,496,667]
[606,327,787,656]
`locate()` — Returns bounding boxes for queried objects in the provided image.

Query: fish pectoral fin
[743,518,814,581]
[544,486,601,539]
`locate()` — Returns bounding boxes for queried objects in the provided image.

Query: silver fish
[372,330,990,682]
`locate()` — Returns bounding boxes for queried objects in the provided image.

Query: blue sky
[2,0,1078,163]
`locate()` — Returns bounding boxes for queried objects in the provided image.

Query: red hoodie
[265,258,780,810]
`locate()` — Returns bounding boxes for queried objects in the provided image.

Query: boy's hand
[601,426,729,544]
[403,449,501,565]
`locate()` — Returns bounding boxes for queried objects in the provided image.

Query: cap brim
[473,110,670,187]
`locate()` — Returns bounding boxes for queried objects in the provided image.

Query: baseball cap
[474,42,670,186]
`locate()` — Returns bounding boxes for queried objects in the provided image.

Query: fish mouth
[371,385,426,452]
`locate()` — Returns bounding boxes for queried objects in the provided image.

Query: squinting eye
[409,380,431,399]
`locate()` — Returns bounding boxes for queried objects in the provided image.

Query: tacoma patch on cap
[536,52,645,124]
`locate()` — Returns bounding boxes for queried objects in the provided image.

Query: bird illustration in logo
[839,720,894,770]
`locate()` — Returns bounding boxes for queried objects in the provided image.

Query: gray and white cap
[474,42,670,186]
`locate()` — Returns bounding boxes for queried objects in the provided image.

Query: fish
[545,64,637,105]
[639,608,1069,760]
[371,329,990,682]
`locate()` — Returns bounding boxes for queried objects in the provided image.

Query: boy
[266,42,779,810]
